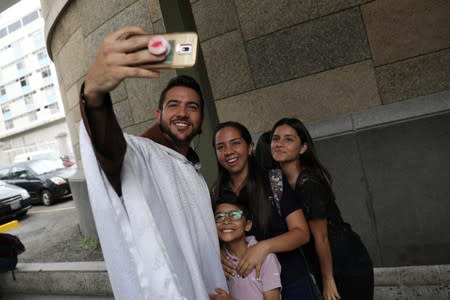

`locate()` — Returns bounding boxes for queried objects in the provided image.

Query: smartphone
[132,32,198,69]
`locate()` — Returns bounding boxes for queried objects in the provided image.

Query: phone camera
[177,44,192,54]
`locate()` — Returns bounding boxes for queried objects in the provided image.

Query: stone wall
[191,0,450,131]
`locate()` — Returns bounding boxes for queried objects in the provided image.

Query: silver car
[0,179,32,223]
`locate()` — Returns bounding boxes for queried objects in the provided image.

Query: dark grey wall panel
[313,112,450,267]
[246,8,370,87]
[356,113,450,266]
[315,134,382,265]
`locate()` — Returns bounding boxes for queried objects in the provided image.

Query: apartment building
[0,0,70,166]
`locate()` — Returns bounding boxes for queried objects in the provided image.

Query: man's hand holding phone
[83,26,199,108]
[84,26,167,106]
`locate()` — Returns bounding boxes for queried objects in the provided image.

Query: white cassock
[79,122,227,300]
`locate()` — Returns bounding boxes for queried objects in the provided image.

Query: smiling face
[214,126,253,178]
[271,124,308,164]
[215,203,252,243]
[156,86,203,146]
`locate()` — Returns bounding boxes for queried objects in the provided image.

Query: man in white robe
[79,26,227,299]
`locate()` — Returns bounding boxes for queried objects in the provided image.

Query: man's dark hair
[158,75,204,115]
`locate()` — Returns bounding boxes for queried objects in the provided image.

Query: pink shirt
[226,236,281,300]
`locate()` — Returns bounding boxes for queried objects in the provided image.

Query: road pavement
[4,200,103,263]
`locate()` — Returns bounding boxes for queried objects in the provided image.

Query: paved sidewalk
[0,262,113,298]
[7,201,103,263]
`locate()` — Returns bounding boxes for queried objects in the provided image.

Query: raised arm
[80,26,165,195]
[236,208,310,279]
[300,180,340,300]
[309,219,340,300]
[235,178,310,279]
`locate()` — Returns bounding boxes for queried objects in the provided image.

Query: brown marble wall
[43,0,450,157]
[191,0,450,132]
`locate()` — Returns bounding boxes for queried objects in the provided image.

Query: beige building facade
[42,0,450,267]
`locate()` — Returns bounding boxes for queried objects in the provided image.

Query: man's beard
[159,118,200,146]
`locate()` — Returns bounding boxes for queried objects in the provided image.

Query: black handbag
[0,233,25,279]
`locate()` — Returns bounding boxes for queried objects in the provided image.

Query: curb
[0,262,112,297]
[1,263,449,299]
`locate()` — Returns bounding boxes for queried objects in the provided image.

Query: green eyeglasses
[215,210,244,223]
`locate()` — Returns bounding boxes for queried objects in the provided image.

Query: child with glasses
[210,194,282,300]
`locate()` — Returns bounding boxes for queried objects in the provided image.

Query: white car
[0,180,32,223]
[13,150,61,164]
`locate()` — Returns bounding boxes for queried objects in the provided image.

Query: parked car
[0,159,75,206]
[0,180,32,223]
[13,150,61,163]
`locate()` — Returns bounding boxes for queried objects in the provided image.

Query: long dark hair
[272,118,335,199]
[212,121,272,239]
[255,131,278,172]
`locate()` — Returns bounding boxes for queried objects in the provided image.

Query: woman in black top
[212,121,318,300]
[271,118,374,300]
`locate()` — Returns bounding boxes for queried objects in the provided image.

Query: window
[48,103,59,114]
[0,45,8,55]
[16,60,25,71]
[30,30,44,48]
[41,67,51,78]
[37,49,47,61]
[5,120,14,130]
[24,95,33,105]
[11,167,30,179]
[19,76,28,87]
[22,10,39,26]
[1,105,10,114]
[11,39,24,58]
[7,20,21,34]
[28,111,37,121]
[11,39,23,48]
[0,28,7,39]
